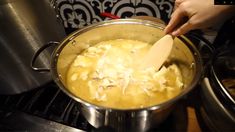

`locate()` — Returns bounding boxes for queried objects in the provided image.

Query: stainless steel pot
[0,0,66,94]
[200,77,235,131]
[199,43,235,131]
[32,19,202,131]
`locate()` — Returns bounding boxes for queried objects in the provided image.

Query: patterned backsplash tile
[55,0,174,34]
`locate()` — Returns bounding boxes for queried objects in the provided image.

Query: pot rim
[50,19,203,111]
[209,46,235,107]
[210,66,235,106]
[200,77,235,129]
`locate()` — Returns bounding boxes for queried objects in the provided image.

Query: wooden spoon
[140,34,174,70]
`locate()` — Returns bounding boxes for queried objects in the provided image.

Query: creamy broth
[66,39,183,109]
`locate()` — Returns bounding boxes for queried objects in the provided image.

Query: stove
[0,1,220,130]
[1,0,234,131]
[0,30,214,131]
[0,82,92,131]
[0,81,200,132]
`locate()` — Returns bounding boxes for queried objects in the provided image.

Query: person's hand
[164,0,235,36]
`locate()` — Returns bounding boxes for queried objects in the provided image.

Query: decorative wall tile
[135,0,174,22]
[56,0,174,34]
[56,0,101,33]
[108,0,136,18]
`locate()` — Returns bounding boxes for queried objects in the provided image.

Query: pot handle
[31,41,59,72]
[100,12,120,19]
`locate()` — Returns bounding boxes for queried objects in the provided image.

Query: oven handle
[31,41,59,72]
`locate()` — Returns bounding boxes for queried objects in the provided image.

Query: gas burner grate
[0,82,92,131]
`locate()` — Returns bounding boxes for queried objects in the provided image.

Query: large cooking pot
[199,42,235,131]
[32,19,202,131]
[0,0,66,95]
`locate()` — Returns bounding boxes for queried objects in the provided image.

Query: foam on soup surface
[66,39,183,109]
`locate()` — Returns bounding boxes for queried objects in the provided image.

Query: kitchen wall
[55,0,174,34]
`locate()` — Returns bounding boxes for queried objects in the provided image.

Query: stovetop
[0,81,196,132]
[0,82,92,131]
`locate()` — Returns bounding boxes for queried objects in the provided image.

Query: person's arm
[164,0,235,36]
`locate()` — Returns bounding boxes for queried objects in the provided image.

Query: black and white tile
[56,0,174,34]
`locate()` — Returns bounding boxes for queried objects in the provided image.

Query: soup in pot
[66,39,183,109]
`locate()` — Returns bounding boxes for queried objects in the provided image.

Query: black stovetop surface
[0,82,92,131]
